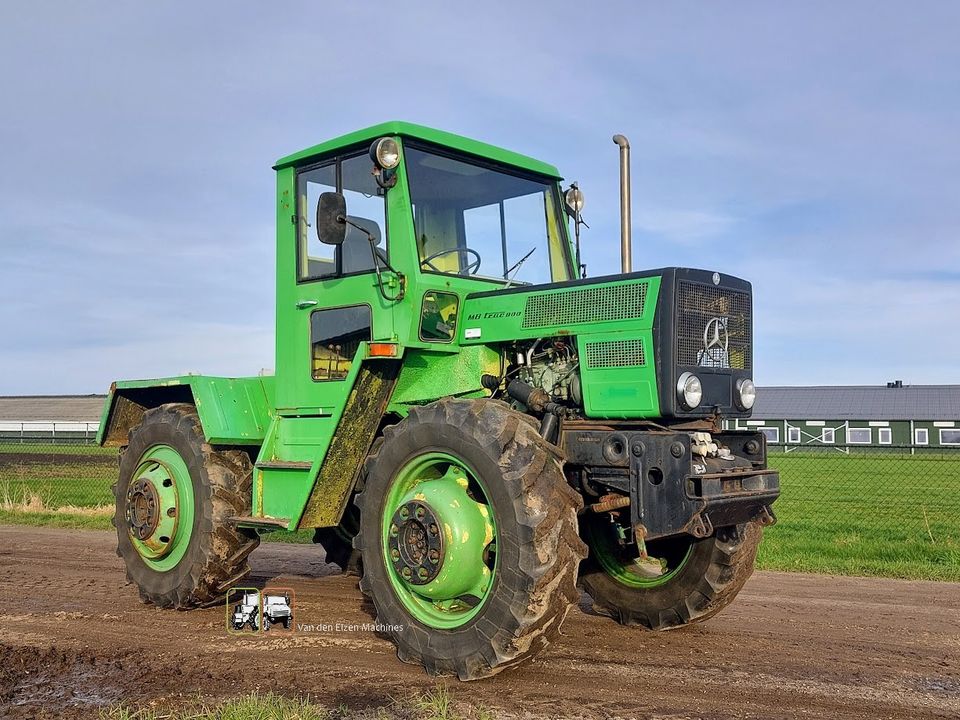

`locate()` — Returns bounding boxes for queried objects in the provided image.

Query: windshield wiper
[503,246,537,288]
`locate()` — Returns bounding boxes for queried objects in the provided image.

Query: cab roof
[273,121,562,179]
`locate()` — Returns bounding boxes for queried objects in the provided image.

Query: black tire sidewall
[580,523,755,625]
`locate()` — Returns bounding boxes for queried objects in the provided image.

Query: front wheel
[354,399,586,680]
[579,518,762,629]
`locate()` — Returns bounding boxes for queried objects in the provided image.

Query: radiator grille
[584,339,646,369]
[676,282,752,370]
[522,280,648,329]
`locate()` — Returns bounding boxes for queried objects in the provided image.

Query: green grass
[2,445,958,580]
[757,451,960,581]
[0,442,114,456]
[101,688,493,720]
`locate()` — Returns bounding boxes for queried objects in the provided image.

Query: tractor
[231,591,260,632]
[99,121,779,679]
[263,592,293,631]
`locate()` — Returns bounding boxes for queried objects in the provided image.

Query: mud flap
[297,360,401,529]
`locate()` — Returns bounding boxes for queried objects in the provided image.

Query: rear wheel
[114,403,260,608]
[579,516,761,629]
[355,399,586,680]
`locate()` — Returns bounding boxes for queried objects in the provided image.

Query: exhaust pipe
[612,134,632,273]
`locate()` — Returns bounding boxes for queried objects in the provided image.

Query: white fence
[0,421,101,443]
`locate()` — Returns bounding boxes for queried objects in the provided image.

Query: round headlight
[565,186,585,213]
[736,378,756,410]
[369,137,400,170]
[676,372,703,410]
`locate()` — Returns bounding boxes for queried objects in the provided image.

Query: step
[255,460,312,470]
[229,515,291,530]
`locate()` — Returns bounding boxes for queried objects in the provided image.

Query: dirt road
[0,526,957,719]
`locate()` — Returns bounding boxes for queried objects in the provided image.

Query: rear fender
[97,375,275,447]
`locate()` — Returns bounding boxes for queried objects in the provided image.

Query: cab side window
[298,153,387,281]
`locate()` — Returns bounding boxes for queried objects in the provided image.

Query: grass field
[2,444,957,580]
[759,451,960,580]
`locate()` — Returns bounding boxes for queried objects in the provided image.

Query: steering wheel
[421,247,482,275]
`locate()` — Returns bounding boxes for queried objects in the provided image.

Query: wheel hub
[125,454,182,562]
[126,478,161,541]
[384,458,497,616]
[388,500,443,585]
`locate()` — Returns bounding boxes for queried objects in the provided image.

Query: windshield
[404,145,572,285]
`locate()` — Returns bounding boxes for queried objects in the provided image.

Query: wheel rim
[381,452,497,629]
[586,518,694,588]
[125,444,194,572]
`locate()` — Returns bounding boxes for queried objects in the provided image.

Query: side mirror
[316,192,347,245]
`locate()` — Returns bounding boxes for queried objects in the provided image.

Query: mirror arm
[337,215,405,302]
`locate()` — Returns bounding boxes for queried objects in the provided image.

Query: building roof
[0,395,106,422]
[753,385,960,422]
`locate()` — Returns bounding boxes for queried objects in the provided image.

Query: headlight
[565,185,585,213]
[369,137,400,170]
[736,378,756,410]
[676,372,702,410]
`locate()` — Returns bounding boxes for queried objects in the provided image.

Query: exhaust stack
[612,134,632,273]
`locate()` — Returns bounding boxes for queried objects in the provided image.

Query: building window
[915,428,929,445]
[878,427,892,445]
[760,427,779,444]
[940,429,960,446]
[847,428,872,445]
[787,426,801,444]
[822,428,835,444]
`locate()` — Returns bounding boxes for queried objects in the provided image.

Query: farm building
[0,395,106,443]
[725,383,960,449]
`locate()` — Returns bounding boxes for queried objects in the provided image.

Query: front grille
[522,280,648,329]
[584,339,646,369]
[676,281,752,370]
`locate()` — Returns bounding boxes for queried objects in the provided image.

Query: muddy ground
[0,526,957,719]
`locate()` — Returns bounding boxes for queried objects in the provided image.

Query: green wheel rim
[382,451,497,629]
[587,519,694,589]
[126,444,195,572]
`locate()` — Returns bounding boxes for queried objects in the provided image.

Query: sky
[1,2,958,394]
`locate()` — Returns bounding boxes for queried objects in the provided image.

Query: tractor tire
[113,403,260,609]
[354,398,587,680]
[579,521,762,630]
[314,507,362,575]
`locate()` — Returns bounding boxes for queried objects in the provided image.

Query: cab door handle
[296,300,318,310]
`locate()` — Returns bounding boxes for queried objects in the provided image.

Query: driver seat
[341,216,387,274]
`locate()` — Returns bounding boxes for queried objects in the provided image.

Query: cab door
[274,151,395,455]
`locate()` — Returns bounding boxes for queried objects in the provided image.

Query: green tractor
[100,122,779,679]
